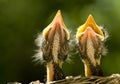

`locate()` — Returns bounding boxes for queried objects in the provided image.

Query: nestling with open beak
[76,15,108,77]
[35,10,70,82]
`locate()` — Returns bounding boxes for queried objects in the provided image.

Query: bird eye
[101,29,105,36]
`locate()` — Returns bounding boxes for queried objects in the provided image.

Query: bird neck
[85,35,103,76]
[46,61,54,82]
[46,61,65,82]
[77,33,104,76]
[83,59,103,77]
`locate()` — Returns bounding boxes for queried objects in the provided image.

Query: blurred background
[0,0,120,83]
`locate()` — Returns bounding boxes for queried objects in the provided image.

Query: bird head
[76,15,107,76]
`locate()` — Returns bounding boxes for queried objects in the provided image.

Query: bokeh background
[0,0,120,83]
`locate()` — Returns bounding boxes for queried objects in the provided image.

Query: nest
[8,74,120,84]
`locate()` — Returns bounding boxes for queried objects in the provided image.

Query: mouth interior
[79,24,103,35]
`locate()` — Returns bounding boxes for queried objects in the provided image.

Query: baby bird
[35,10,70,82]
[76,15,108,77]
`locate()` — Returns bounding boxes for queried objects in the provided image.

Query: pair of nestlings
[35,10,108,82]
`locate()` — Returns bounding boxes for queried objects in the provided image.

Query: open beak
[76,15,104,41]
[43,10,70,44]
[76,15,104,76]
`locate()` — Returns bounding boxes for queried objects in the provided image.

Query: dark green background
[0,0,120,83]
